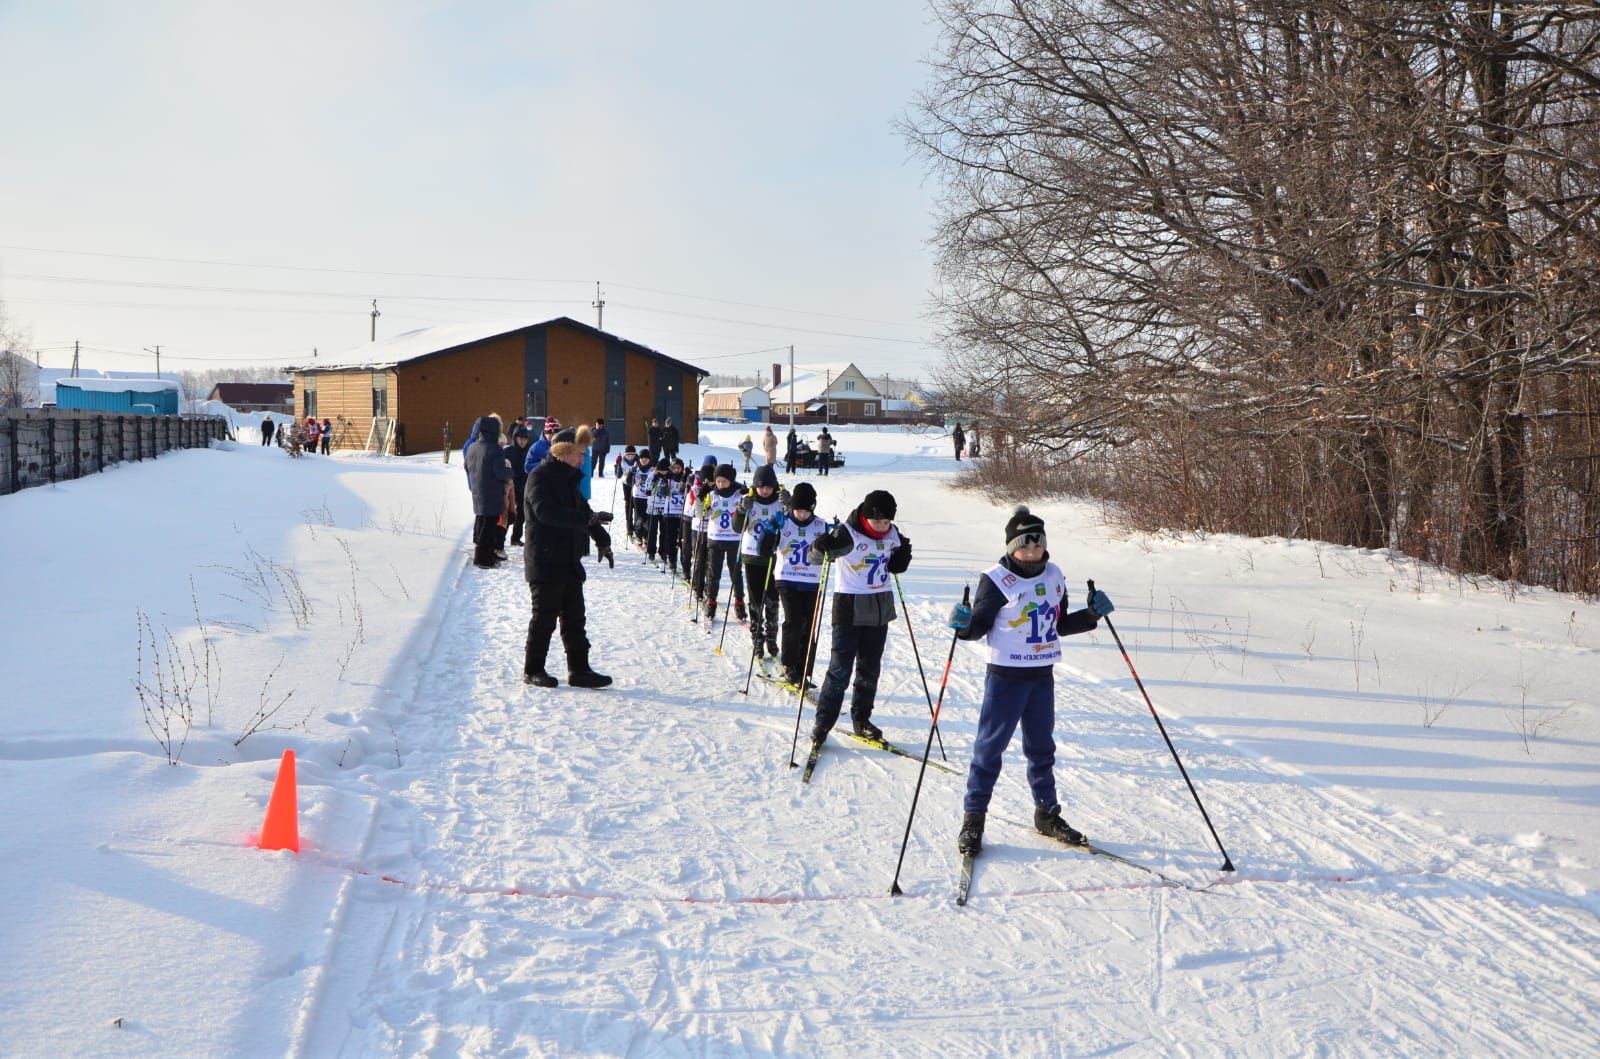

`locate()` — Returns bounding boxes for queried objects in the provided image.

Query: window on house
[844,379,856,391]
[864,403,875,417]
[371,372,389,418]
[606,391,626,422]
[828,402,838,417]
[526,390,547,418]
[303,375,317,419]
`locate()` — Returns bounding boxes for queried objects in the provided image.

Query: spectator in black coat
[661,418,680,460]
[785,427,798,473]
[464,414,512,568]
[647,417,663,462]
[591,418,611,477]
[523,437,615,689]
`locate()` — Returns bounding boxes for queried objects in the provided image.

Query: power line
[0,242,927,327]
[608,300,926,345]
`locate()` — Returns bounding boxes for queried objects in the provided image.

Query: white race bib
[982,561,1067,667]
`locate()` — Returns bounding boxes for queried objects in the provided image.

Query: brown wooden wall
[295,322,700,454]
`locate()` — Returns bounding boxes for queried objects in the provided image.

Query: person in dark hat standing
[759,480,827,687]
[523,434,615,688]
[736,464,789,660]
[508,424,533,547]
[946,505,1115,854]
[464,414,512,569]
[807,489,912,746]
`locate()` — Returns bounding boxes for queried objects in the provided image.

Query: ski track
[294,542,1600,1057]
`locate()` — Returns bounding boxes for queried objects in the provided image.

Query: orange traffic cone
[257,749,300,852]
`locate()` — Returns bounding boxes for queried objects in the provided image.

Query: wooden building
[767,363,883,422]
[287,318,706,453]
[207,382,294,413]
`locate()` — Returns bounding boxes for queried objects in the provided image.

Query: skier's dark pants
[963,671,1058,814]
[472,515,500,565]
[778,583,819,681]
[645,512,662,560]
[261,429,273,446]
[632,497,649,541]
[679,519,695,583]
[704,541,745,610]
[525,578,589,676]
[812,621,888,738]
[742,556,779,645]
[593,448,609,476]
[691,530,711,598]
[658,517,681,573]
[622,489,635,537]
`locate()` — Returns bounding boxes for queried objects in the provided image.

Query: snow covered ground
[1,424,1597,1056]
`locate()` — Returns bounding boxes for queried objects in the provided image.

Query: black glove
[888,535,912,574]
[599,547,615,568]
[590,511,614,527]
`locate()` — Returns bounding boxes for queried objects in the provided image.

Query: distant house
[285,317,707,453]
[207,382,293,413]
[54,377,181,415]
[0,351,41,409]
[767,363,882,421]
[700,385,771,422]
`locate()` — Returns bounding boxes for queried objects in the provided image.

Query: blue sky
[0,1,941,380]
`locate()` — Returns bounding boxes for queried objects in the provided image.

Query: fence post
[47,415,57,484]
[4,417,14,495]
[72,418,81,479]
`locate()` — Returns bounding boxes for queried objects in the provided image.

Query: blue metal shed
[55,379,181,415]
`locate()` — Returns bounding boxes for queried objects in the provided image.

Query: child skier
[758,480,827,688]
[655,458,687,574]
[644,453,671,562]
[628,448,656,547]
[701,463,747,623]
[688,459,716,610]
[736,464,789,660]
[946,505,1114,854]
[617,446,639,537]
[808,490,912,745]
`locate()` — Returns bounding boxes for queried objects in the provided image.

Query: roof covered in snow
[766,363,880,404]
[289,316,707,377]
[54,376,181,394]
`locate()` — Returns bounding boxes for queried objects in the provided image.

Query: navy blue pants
[962,670,1058,814]
[812,623,889,739]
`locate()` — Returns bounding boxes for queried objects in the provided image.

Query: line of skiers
[608,446,1119,854]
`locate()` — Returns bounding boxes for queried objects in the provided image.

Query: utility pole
[146,345,161,380]
[593,282,606,330]
[788,344,795,431]
[825,368,831,429]
[71,341,79,377]
[370,299,381,342]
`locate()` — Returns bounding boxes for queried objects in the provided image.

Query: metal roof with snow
[288,316,707,377]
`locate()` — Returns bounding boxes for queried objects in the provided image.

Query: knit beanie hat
[701,454,718,470]
[752,465,778,491]
[714,462,737,483]
[625,444,636,454]
[1005,504,1047,553]
[861,490,897,521]
[638,448,653,463]
[790,482,817,512]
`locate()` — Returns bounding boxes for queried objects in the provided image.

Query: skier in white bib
[947,505,1115,854]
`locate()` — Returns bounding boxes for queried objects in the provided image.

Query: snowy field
[1,423,1597,1057]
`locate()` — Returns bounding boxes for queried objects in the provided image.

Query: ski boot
[704,600,717,622]
[851,717,884,742]
[734,598,747,623]
[1034,804,1086,846]
[957,812,985,855]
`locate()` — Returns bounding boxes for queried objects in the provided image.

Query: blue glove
[948,603,973,630]
[1087,589,1114,617]
[762,514,783,537]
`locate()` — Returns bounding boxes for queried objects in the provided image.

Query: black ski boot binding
[1034,804,1085,846]
[957,812,985,856]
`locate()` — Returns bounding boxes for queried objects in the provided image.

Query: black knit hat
[752,465,778,491]
[638,448,653,462]
[1005,504,1047,553]
[861,489,897,521]
[714,462,737,483]
[790,482,817,512]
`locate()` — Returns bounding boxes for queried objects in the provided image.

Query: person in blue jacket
[524,416,559,474]
[947,505,1114,855]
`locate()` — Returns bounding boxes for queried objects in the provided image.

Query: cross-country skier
[946,505,1115,854]
[807,489,912,744]
[701,463,746,623]
[627,448,656,547]
[758,480,826,688]
[736,464,788,662]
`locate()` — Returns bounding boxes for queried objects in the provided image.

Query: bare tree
[0,299,40,409]
[909,0,1600,594]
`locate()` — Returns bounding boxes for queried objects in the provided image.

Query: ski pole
[788,555,833,767]
[893,574,948,762]
[1088,578,1235,872]
[889,584,968,895]
[740,553,777,695]
[714,554,738,656]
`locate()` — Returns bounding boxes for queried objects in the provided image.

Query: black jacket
[524,456,604,583]
[662,425,680,451]
[464,416,511,517]
[592,424,611,454]
[816,507,912,626]
[957,553,1098,680]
